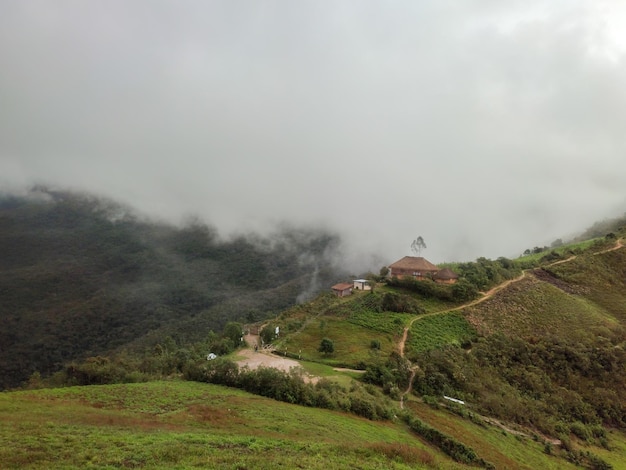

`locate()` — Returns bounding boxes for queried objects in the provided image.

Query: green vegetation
[4,188,626,468]
[318,337,335,355]
[407,401,582,470]
[403,413,494,468]
[185,357,395,420]
[0,189,347,389]
[363,352,412,397]
[442,256,522,292]
[406,312,476,356]
[0,381,456,470]
[516,238,607,267]
[271,291,415,367]
[387,276,475,302]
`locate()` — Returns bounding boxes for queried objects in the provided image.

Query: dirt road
[236,347,304,374]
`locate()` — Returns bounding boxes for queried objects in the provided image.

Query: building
[433,267,459,284]
[388,256,439,280]
[331,282,353,297]
[353,279,372,291]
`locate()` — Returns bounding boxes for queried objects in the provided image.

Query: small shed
[433,268,459,284]
[353,279,372,291]
[331,282,353,297]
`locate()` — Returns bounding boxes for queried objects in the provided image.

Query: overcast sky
[2,1,626,268]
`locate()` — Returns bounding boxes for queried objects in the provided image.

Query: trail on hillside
[239,239,623,412]
[397,238,624,408]
[397,271,527,359]
[398,237,624,358]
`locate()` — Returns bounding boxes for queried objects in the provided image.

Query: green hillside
[2,380,596,470]
[0,381,462,470]
[3,189,626,469]
[235,233,626,469]
[0,188,347,389]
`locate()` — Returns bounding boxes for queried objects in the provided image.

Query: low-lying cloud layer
[2,1,626,268]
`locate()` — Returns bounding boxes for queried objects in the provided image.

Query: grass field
[273,288,468,368]
[0,380,470,470]
[406,401,580,470]
[278,315,400,366]
[513,238,606,266]
[463,275,622,341]
[4,380,616,469]
[548,248,626,321]
[405,312,477,357]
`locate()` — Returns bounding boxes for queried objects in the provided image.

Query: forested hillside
[0,188,347,389]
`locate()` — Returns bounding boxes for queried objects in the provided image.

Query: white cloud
[1,0,625,268]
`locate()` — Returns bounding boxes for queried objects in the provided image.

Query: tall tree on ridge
[411,236,427,256]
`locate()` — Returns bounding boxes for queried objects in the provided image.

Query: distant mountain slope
[0,188,346,390]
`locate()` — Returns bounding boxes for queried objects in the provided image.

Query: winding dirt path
[236,239,623,411]
[397,270,527,359]
[397,238,624,408]
[398,237,624,359]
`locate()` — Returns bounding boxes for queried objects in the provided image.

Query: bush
[570,421,592,441]
[380,292,425,314]
[185,359,394,421]
[318,338,334,355]
[403,414,486,466]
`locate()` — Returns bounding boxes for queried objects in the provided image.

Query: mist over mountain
[0,188,349,389]
[3,2,626,265]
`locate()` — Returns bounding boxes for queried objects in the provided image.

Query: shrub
[403,414,487,466]
[318,338,334,355]
[570,421,591,441]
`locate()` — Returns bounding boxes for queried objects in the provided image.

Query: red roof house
[388,256,439,280]
[331,282,353,297]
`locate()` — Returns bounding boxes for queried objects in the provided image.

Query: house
[331,282,353,297]
[388,256,439,280]
[353,279,372,291]
[433,267,459,284]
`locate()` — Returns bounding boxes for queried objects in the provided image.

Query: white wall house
[353,279,372,291]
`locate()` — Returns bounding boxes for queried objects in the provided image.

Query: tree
[379,266,390,279]
[551,238,564,248]
[260,323,277,345]
[223,321,243,349]
[411,236,427,256]
[318,338,334,355]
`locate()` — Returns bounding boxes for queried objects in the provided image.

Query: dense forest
[0,188,347,389]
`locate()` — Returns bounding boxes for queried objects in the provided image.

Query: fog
[2,1,626,269]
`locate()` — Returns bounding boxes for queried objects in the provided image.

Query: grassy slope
[262,238,626,468]
[406,401,579,470]
[276,289,467,367]
[0,381,468,470]
[463,276,621,341]
[406,312,477,355]
[6,379,624,469]
[5,197,626,468]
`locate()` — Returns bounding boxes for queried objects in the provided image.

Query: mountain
[0,188,347,390]
[2,188,626,468]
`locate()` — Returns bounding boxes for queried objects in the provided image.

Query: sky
[2,1,626,269]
